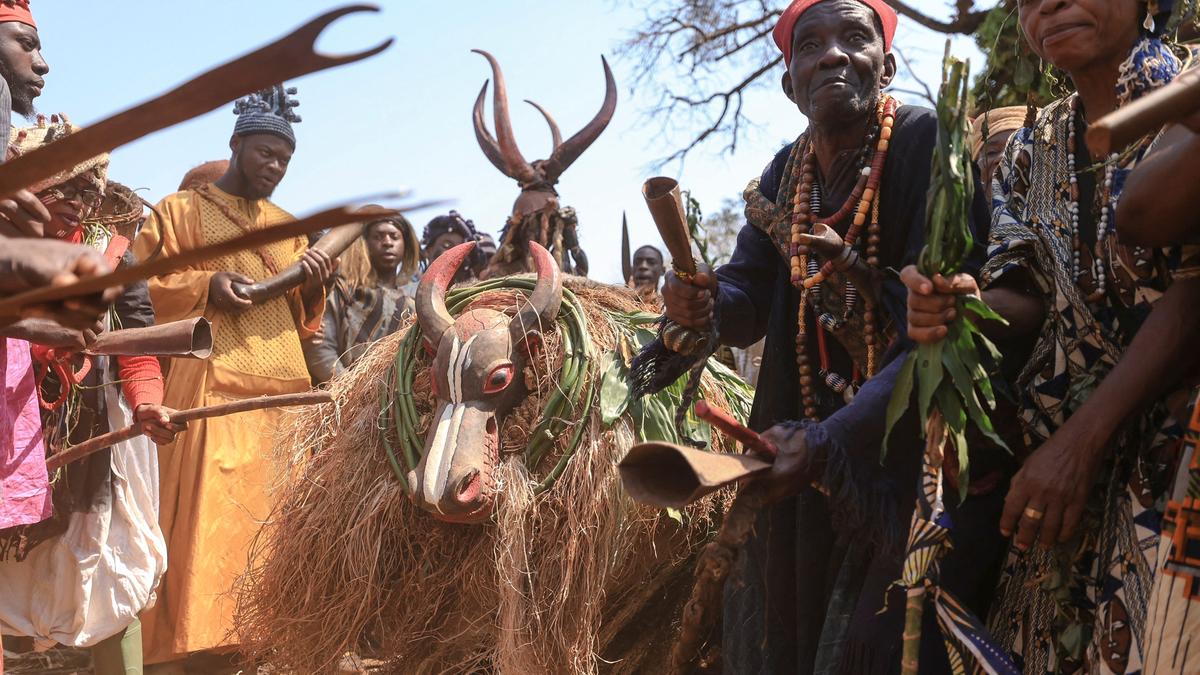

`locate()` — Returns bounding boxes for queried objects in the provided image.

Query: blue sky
[31,1,982,284]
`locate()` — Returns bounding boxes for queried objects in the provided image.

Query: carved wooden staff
[45,391,333,471]
[231,203,406,304]
[0,203,420,320]
[1088,67,1200,156]
[0,5,392,200]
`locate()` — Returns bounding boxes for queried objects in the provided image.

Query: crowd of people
[0,0,1198,673]
[0,5,668,673]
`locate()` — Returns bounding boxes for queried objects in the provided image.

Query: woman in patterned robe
[903,1,1200,672]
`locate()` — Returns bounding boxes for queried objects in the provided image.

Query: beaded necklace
[1066,95,1118,303]
[791,95,897,420]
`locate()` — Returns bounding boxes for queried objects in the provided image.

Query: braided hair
[420,210,493,277]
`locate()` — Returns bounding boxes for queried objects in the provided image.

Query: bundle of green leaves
[884,45,1008,498]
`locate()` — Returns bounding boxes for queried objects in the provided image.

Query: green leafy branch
[884,44,1009,499]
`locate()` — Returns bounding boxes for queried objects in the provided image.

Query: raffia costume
[133,185,322,663]
[982,37,1200,675]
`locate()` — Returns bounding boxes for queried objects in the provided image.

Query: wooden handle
[45,391,333,471]
[693,400,777,458]
[234,221,366,304]
[643,176,697,277]
[1087,68,1200,156]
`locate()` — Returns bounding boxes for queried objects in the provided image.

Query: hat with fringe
[233,84,301,148]
[9,113,109,194]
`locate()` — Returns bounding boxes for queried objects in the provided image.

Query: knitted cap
[233,84,301,149]
[10,114,108,194]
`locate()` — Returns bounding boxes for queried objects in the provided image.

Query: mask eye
[483,364,515,394]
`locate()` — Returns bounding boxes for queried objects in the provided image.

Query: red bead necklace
[791,95,896,421]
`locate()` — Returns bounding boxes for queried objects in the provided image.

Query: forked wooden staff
[0,4,393,200]
[0,199,448,321]
[45,391,333,471]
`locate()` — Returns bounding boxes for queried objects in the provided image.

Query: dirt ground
[2,646,390,674]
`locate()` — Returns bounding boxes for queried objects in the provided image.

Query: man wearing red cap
[651,1,1009,672]
[0,0,52,237]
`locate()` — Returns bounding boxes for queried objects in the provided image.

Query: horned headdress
[471,50,617,277]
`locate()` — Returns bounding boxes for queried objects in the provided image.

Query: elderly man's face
[978,130,1016,186]
[783,1,895,129]
[0,22,47,117]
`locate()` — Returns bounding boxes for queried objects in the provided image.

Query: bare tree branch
[620,0,1000,165]
[885,1,991,35]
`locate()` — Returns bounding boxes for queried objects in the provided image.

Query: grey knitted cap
[233,84,301,148]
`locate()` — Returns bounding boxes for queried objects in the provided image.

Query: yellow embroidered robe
[131,185,322,664]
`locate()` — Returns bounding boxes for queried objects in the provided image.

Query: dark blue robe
[713,105,1013,674]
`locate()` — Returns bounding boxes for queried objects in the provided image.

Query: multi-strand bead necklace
[1066,95,1118,303]
[790,94,897,421]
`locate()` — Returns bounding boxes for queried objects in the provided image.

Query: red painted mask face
[407,241,563,523]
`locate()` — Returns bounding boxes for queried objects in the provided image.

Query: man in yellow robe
[133,87,332,669]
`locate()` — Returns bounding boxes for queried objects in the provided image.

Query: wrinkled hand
[662,263,717,331]
[209,271,254,312]
[134,404,186,446]
[299,248,335,299]
[900,265,980,343]
[0,239,121,329]
[0,189,52,238]
[1000,424,1104,550]
[755,423,812,503]
[795,223,845,260]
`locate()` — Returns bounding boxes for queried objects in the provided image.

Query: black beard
[235,161,274,200]
[0,64,34,117]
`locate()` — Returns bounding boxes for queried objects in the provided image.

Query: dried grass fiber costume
[234,244,755,673]
[132,87,323,664]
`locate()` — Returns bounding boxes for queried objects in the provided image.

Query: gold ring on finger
[1022,506,1045,521]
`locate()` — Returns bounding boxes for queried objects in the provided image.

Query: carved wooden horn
[621,212,632,283]
[509,242,563,345]
[524,100,562,152]
[541,56,617,183]
[472,82,509,177]
[471,49,536,185]
[416,242,476,343]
